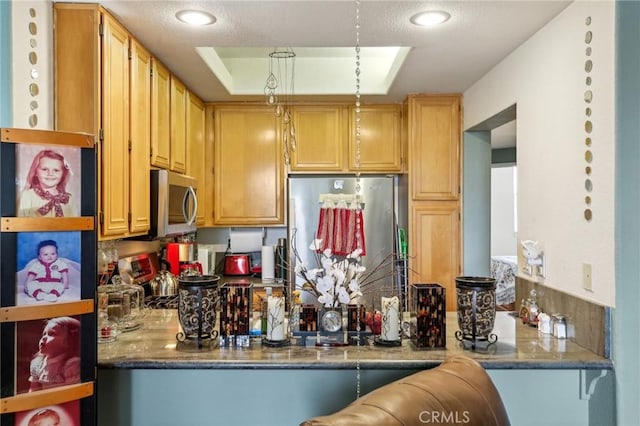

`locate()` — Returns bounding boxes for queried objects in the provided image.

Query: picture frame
[14,400,80,426]
[15,143,82,218]
[15,316,82,395]
[16,231,82,306]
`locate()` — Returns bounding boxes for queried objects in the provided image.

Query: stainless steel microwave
[150,170,198,238]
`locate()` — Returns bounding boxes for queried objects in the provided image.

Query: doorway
[490,120,517,258]
[462,104,517,309]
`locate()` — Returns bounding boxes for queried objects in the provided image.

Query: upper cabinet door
[408,95,461,200]
[290,105,346,172]
[129,38,151,234]
[170,76,187,173]
[349,104,402,172]
[186,91,205,226]
[150,58,171,169]
[101,13,130,236]
[213,105,283,225]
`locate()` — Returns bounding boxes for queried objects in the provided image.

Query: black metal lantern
[455,276,497,350]
[176,275,220,348]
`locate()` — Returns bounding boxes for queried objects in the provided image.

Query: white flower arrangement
[295,239,366,308]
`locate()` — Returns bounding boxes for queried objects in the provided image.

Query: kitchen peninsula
[97,311,613,426]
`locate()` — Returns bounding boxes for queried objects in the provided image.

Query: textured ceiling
[57,0,572,109]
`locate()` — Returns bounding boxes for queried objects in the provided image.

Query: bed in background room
[491,255,517,310]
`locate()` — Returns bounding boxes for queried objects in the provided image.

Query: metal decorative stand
[454,276,498,350]
[176,275,220,349]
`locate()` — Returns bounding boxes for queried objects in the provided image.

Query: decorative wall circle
[585,179,593,192]
[28,114,38,127]
[30,100,38,110]
[28,51,37,65]
[586,16,592,25]
[28,83,39,96]
[585,31,592,43]
[28,22,37,35]
[30,69,38,79]
[585,196,591,205]
[585,150,592,163]
[586,76,592,86]
[29,7,36,18]
[584,90,592,102]
[586,47,592,56]
[585,60,593,72]
[585,107,591,116]
[585,121,592,133]
[584,209,592,221]
[29,38,37,48]
[585,166,591,175]
[585,137,591,146]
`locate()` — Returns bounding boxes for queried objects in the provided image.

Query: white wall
[491,166,517,257]
[11,0,53,130]
[464,1,615,307]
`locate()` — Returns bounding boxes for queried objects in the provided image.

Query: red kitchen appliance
[223,254,251,276]
[166,242,198,276]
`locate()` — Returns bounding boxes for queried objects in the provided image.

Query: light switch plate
[583,263,593,291]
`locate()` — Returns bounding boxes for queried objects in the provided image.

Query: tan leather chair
[300,355,510,426]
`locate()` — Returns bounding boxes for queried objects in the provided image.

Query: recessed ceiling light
[410,11,451,27]
[176,10,216,26]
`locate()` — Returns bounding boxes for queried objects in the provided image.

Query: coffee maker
[165,242,202,276]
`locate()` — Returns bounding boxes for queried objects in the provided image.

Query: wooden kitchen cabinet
[348,104,403,172]
[212,105,284,225]
[186,90,205,226]
[54,4,150,239]
[203,105,215,227]
[150,58,171,169]
[170,76,187,173]
[290,104,402,173]
[408,95,461,200]
[290,105,346,172]
[128,38,152,234]
[406,94,462,310]
[98,12,129,237]
[409,201,461,312]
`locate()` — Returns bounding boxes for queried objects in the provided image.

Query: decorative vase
[176,275,220,348]
[454,276,497,349]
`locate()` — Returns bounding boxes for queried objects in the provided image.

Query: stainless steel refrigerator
[288,175,400,308]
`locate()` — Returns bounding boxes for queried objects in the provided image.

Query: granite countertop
[98,310,612,370]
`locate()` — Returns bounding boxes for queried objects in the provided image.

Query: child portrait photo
[14,400,80,426]
[16,144,82,218]
[15,316,82,395]
[15,231,81,306]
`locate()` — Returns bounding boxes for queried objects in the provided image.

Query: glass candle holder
[219,281,252,347]
[176,275,220,348]
[455,276,498,350]
[411,283,446,349]
[380,295,401,342]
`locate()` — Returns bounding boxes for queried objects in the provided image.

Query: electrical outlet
[582,263,592,291]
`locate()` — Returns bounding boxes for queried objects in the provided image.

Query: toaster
[223,254,251,275]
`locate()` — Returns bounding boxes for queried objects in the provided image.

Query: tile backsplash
[516,277,610,358]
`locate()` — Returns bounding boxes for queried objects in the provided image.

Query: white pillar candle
[381,296,400,341]
[267,295,285,341]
